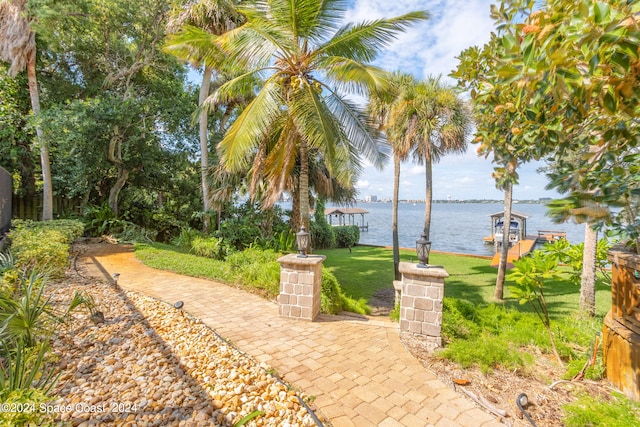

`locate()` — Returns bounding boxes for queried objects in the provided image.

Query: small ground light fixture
[112,272,120,285]
[296,226,310,258]
[174,301,184,316]
[416,232,431,268]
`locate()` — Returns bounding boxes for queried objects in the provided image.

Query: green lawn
[317,245,611,317]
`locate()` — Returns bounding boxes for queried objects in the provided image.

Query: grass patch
[318,246,610,316]
[134,243,368,315]
[562,393,640,427]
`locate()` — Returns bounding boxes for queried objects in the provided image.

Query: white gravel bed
[46,277,319,427]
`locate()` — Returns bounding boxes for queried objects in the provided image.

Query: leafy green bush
[320,269,369,315]
[321,269,343,314]
[225,248,281,295]
[191,236,233,260]
[333,225,360,248]
[216,202,290,250]
[311,199,335,249]
[9,220,84,277]
[441,298,481,342]
[171,227,202,249]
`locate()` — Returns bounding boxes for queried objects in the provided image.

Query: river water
[326,202,586,256]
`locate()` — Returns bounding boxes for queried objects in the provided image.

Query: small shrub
[171,227,202,248]
[311,199,335,249]
[0,342,58,427]
[389,302,400,322]
[441,298,481,343]
[321,270,343,314]
[226,248,281,296]
[191,236,232,260]
[320,269,370,315]
[9,220,84,277]
[333,225,360,248]
[438,333,531,374]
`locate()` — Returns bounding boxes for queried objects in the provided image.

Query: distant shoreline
[356,243,493,260]
[358,199,550,205]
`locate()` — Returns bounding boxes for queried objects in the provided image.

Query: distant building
[365,195,377,203]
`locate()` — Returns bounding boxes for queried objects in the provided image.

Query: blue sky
[344,0,556,201]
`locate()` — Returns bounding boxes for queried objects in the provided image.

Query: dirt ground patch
[399,332,613,426]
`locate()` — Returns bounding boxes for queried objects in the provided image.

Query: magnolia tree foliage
[453,0,640,253]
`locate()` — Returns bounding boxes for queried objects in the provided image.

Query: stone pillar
[398,262,449,350]
[277,254,325,321]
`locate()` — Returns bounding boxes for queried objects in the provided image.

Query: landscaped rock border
[47,276,321,426]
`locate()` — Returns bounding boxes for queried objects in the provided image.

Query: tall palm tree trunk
[299,141,311,253]
[580,223,597,316]
[495,180,513,301]
[392,153,401,280]
[26,49,53,220]
[200,65,213,234]
[423,149,433,238]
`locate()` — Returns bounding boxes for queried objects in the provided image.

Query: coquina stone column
[277,254,325,321]
[398,262,449,350]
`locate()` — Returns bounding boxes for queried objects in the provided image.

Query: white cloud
[340,1,559,202]
[355,179,370,189]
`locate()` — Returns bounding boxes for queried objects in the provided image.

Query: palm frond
[206,67,265,107]
[166,0,244,35]
[289,80,343,166]
[319,56,390,95]
[216,15,295,69]
[164,25,226,68]
[324,88,389,169]
[316,11,429,62]
[217,77,286,172]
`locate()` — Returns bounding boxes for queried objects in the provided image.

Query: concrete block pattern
[277,254,326,321]
[398,262,448,350]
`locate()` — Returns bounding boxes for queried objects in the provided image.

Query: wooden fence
[11,195,82,221]
[0,167,10,233]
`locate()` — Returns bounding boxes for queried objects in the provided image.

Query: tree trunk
[108,167,130,217]
[495,180,513,301]
[298,141,310,253]
[580,223,597,316]
[200,66,213,234]
[423,149,433,239]
[392,153,401,280]
[27,49,53,220]
[290,190,301,232]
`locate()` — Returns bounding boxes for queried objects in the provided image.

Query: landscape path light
[296,226,310,258]
[416,232,431,268]
[174,301,184,317]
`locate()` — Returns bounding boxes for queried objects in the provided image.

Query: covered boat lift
[324,207,369,231]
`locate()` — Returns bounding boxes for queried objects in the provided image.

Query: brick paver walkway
[78,244,503,427]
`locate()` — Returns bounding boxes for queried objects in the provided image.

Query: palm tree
[368,72,419,280]
[205,0,427,248]
[165,0,245,233]
[409,76,472,240]
[0,0,53,220]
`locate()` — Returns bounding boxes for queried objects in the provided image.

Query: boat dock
[324,207,369,232]
[483,210,567,267]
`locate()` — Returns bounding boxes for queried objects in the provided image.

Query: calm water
[326,202,586,256]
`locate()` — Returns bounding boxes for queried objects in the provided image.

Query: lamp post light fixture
[416,232,431,268]
[296,226,310,258]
